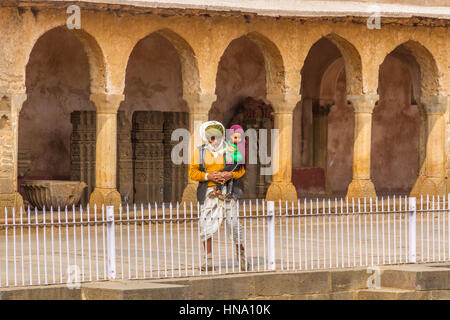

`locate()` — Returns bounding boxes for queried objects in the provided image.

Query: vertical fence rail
[267,201,275,271]
[409,197,417,263]
[106,206,116,280]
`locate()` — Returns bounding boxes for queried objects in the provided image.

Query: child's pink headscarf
[229,124,246,164]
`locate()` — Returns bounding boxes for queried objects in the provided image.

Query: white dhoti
[199,187,244,244]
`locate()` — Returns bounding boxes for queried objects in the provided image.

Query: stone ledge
[357,288,433,300]
[6,1,449,20]
[0,284,80,300]
[1,264,449,300]
[81,281,189,300]
[378,263,450,290]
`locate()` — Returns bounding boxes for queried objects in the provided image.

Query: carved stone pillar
[117,111,133,204]
[410,95,447,196]
[132,111,164,204]
[181,94,216,204]
[265,93,300,202]
[70,111,96,205]
[71,111,131,205]
[89,93,124,209]
[0,93,27,210]
[346,94,378,199]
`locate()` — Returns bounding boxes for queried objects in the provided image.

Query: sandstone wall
[0,5,446,202]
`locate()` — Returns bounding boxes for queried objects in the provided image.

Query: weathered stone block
[357,288,432,300]
[380,270,418,290]
[81,281,188,300]
[253,271,329,296]
[416,270,450,291]
[329,291,357,300]
[380,267,450,291]
[0,285,80,300]
[165,274,256,300]
[330,268,368,292]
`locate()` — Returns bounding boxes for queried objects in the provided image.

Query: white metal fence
[0,195,449,287]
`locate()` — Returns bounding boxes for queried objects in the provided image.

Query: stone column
[0,93,27,210]
[89,93,124,209]
[313,100,333,193]
[181,94,216,204]
[410,95,447,196]
[346,94,379,199]
[265,93,301,202]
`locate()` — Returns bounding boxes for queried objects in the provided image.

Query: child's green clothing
[224,142,242,164]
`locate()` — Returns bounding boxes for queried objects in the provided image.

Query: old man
[188,120,248,271]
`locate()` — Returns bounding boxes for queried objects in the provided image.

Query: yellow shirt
[189,147,245,188]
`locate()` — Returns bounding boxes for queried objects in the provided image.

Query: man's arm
[232,165,245,179]
[188,148,207,181]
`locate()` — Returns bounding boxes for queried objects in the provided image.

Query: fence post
[267,201,276,270]
[106,206,116,279]
[408,197,416,263]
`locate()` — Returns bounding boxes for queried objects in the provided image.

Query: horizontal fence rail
[0,195,449,287]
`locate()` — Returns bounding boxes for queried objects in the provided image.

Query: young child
[212,125,245,200]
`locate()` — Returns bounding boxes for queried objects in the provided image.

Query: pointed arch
[217,31,286,96]
[125,28,200,100]
[381,40,440,97]
[324,33,363,95]
[26,26,107,94]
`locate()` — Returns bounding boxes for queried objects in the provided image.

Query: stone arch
[245,32,286,96]
[125,28,200,102]
[323,33,363,96]
[217,31,286,97]
[294,34,358,195]
[20,26,96,204]
[26,26,107,94]
[210,32,283,198]
[121,29,195,204]
[382,40,440,97]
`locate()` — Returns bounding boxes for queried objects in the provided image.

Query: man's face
[208,135,222,148]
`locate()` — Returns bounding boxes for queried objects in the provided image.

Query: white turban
[199,121,227,158]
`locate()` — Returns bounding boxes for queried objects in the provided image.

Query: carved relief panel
[132,111,164,205]
[70,111,96,205]
[71,110,189,205]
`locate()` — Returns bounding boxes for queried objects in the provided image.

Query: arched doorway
[210,35,274,199]
[371,44,421,195]
[121,32,189,204]
[293,37,354,196]
[373,40,443,196]
[20,27,94,205]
